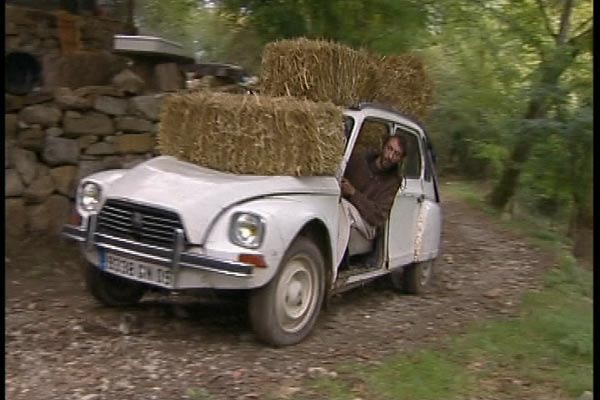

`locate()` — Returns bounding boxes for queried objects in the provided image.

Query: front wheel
[249,237,326,347]
[85,264,146,307]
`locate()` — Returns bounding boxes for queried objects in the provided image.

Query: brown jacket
[343,150,402,228]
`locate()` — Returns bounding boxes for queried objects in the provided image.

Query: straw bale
[260,38,434,121]
[371,54,434,121]
[158,92,345,176]
[260,38,376,106]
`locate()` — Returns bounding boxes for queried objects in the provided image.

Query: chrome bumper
[62,217,253,279]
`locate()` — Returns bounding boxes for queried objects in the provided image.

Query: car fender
[203,194,339,288]
[413,200,442,262]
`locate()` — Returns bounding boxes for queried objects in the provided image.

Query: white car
[63,103,442,347]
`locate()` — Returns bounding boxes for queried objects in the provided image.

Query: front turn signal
[238,254,267,268]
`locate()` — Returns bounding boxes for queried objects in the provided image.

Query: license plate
[100,251,174,288]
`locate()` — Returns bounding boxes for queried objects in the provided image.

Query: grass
[295,179,593,400]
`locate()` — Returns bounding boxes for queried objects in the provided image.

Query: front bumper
[62,215,253,288]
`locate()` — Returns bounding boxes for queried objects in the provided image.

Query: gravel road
[5,189,552,400]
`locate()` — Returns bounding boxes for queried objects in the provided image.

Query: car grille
[97,199,185,248]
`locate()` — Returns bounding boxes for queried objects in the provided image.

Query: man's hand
[341,178,356,197]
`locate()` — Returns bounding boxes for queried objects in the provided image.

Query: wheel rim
[419,261,433,286]
[275,254,318,334]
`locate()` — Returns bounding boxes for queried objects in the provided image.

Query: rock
[54,87,93,110]
[27,195,71,234]
[6,169,25,197]
[115,116,155,133]
[86,142,116,156]
[484,288,502,299]
[5,198,27,238]
[46,127,64,137]
[5,144,13,168]
[307,367,331,379]
[13,149,39,185]
[63,111,114,136]
[50,166,79,197]
[5,114,18,141]
[78,158,122,180]
[94,96,128,116]
[43,136,80,166]
[24,90,54,105]
[112,69,145,95]
[17,125,45,151]
[77,135,99,149]
[80,394,100,400]
[19,104,62,126]
[155,63,183,92]
[24,173,55,203]
[130,95,164,121]
[73,86,124,98]
[114,134,156,154]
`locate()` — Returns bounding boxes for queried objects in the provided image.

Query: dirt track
[5,188,553,400]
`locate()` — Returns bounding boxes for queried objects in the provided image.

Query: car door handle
[417,194,425,203]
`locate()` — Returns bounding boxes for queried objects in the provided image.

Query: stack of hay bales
[260,38,433,121]
[158,92,344,176]
[158,38,433,176]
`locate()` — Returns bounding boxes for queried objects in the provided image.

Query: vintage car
[63,103,442,347]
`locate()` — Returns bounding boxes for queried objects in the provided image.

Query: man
[339,134,406,258]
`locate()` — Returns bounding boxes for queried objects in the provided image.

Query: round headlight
[230,212,265,249]
[79,182,102,212]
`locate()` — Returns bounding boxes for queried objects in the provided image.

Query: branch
[534,0,557,39]
[568,25,592,51]
[572,16,593,37]
[557,0,574,45]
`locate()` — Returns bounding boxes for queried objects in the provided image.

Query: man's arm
[342,178,398,228]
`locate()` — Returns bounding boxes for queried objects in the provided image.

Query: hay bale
[158,92,345,176]
[260,38,434,121]
[260,38,376,106]
[371,54,434,122]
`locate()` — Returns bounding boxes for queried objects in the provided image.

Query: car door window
[394,127,422,180]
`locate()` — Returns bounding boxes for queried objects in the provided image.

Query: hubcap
[276,255,317,333]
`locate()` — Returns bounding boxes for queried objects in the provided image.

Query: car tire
[249,236,326,347]
[391,259,434,295]
[85,263,146,307]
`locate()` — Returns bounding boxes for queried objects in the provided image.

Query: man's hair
[384,134,408,158]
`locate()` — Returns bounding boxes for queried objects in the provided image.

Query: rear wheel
[85,264,146,307]
[391,259,434,294]
[249,237,325,347]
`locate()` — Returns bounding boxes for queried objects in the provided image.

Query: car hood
[104,156,339,243]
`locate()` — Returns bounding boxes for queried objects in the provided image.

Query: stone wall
[5,5,126,58]
[5,79,167,238]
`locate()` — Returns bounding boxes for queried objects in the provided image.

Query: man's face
[380,138,404,170]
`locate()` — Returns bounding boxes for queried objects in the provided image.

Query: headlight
[79,182,102,212]
[229,212,265,249]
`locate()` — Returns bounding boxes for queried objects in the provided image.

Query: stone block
[43,136,80,166]
[85,142,117,156]
[17,125,46,152]
[130,95,165,121]
[46,127,64,137]
[6,198,27,238]
[50,166,79,197]
[94,95,128,116]
[27,195,71,234]
[114,133,156,154]
[19,104,62,127]
[24,173,55,203]
[77,135,99,149]
[63,111,114,136]
[112,69,145,95]
[115,116,154,133]
[6,169,25,197]
[54,87,93,110]
[13,148,38,185]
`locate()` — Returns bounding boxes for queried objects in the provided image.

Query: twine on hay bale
[158,92,345,176]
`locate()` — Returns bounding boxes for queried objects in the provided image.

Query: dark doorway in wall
[5,52,42,95]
